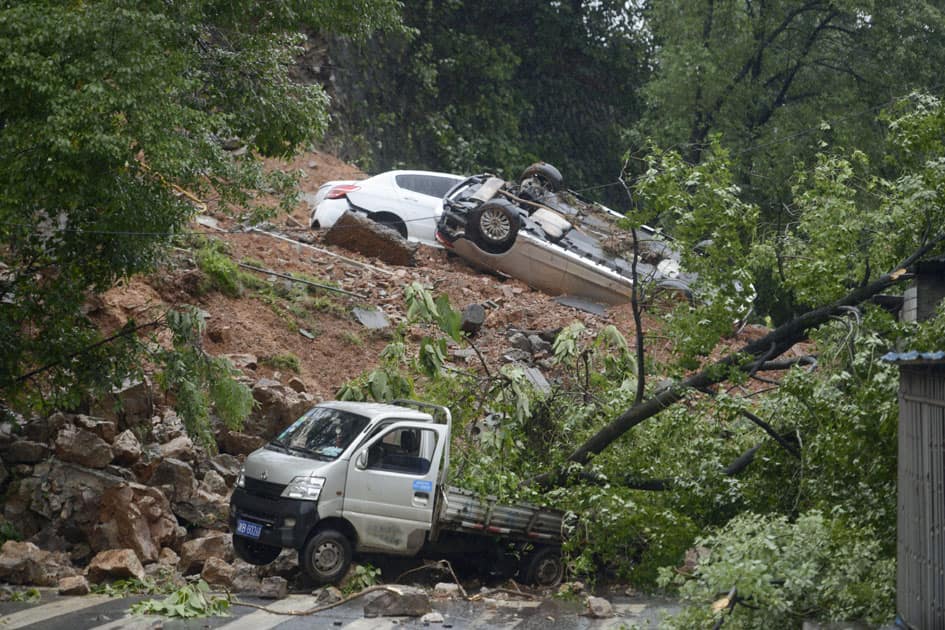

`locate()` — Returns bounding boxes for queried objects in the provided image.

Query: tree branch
[534,232,945,489]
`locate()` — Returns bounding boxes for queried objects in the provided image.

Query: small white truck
[229,400,565,585]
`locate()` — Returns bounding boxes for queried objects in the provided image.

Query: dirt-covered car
[434,163,693,305]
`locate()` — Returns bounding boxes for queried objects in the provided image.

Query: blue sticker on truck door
[413,479,433,493]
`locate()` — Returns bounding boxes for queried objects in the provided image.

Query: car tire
[233,535,282,566]
[519,546,564,587]
[469,200,519,252]
[370,213,408,239]
[301,529,353,584]
[521,162,563,192]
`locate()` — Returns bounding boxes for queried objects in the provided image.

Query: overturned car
[434,163,693,305]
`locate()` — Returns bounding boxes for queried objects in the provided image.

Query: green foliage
[260,353,301,374]
[130,579,230,619]
[343,563,382,594]
[92,576,171,597]
[639,0,945,217]
[328,0,647,204]
[196,243,243,298]
[0,0,402,416]
[5,588,40,603]
[659,511,894,629]
[154,307,254,448]
[0,522,22,545]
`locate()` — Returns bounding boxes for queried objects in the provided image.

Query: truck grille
[244,477,287,499]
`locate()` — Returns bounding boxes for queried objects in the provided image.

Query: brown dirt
[93,148,792,403]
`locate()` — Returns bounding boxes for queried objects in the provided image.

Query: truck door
[343,421,447,555]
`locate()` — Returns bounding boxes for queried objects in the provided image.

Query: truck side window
[367,427,437,475]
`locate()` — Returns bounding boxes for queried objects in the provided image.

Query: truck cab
[229,400,451,583]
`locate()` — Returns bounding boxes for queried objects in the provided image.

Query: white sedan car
[309,170,464,247]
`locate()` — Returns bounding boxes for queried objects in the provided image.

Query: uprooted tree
[336,95,945,625]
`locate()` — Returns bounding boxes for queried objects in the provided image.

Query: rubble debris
[179,533,232,575]
[87,548,147,583]
[0,541,75,586]
[54,424,113,469]
[553,295,607,315]
[58,575,90,595]
[460,303,486,335]
[353,306,390,329]
[324,211,418,267]
[586,596,615,618]
[522,367,551,394]
[364,591,433,618]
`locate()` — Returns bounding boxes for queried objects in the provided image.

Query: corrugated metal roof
[881,350,945,363]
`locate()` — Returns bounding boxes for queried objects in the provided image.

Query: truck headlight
[281,475,325,501]
[236,468,245,488]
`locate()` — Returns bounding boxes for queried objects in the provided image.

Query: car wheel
[370,213,408,239]
[301,529,352,584]
[469,200,519,252]
[521,162,563,192]
[519,546,564,587]
[233,535,282,566]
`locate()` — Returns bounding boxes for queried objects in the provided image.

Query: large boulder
[149,457,196,502]
[244,379,314,439]
[208,453,241,485]
[90,484,179,563]
[0,540,76,586]
[112,430,142,465]
[90,378,153,428]
[159,435,196,462]
[201,556,236,589]
[87,548,146,583]
[55,424,113,469]
[58,575,90,595]
[216,429,265,456]
[23,412,70,444]
[172,487,228,529]
[74,415,118,443]
[179,533,232,575]
[324,210,418,267]
[3,439,50,465]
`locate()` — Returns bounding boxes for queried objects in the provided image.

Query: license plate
[235,519,263,539]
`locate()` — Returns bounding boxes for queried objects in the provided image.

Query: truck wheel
[233,536,281,566]
[468,200,519,252]
[302,529,352,584]
[520,546,564,587]
[521,162,563,192]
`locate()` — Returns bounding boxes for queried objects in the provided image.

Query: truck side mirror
[355,449,368,470]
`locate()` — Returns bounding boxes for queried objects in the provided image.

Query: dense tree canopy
[0,0,401,411]
[326,0,648,202]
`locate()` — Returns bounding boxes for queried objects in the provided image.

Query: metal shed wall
[898,363,945,629]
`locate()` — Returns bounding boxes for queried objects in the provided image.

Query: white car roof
[319,400,432,421]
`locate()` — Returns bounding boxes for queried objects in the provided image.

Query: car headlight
[235,468,245,488]
[281,475,325,501]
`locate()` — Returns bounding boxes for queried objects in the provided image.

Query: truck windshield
[271,407,370,460]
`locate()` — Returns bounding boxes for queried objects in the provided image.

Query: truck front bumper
[229,487,319,549]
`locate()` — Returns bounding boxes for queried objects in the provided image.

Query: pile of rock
[0,373,316,595]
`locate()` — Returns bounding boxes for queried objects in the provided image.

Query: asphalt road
[0,588,681,630]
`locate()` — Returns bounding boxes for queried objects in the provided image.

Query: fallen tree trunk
[535,236,944,490]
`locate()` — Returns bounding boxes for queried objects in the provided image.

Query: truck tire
[468,199,519,252]
[233,536,281,566]
[521,162,563,192]
[302,529,352,584]
[520,546,564,587]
